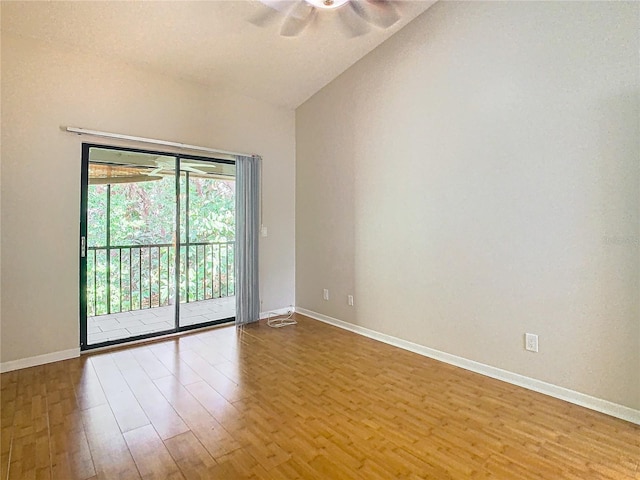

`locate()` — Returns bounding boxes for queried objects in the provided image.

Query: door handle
[81,236,86,257]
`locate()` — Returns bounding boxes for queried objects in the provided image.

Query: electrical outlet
[525,333,538,352]
[348,295,354,306]
[323,289,329,301]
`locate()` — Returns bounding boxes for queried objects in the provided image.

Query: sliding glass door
[80,144,236,350]
[177,158,236,328]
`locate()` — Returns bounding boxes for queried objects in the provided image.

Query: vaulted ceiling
[2,1,435,109]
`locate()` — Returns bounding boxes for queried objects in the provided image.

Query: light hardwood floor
[1,315,638,479]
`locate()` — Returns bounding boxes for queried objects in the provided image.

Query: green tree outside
[87,172,235,316]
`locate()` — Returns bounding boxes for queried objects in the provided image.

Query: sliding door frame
[79,143,236,351]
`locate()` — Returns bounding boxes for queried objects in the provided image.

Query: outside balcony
[84,149,236,348]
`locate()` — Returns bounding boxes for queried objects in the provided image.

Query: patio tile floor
[87,296,235,345]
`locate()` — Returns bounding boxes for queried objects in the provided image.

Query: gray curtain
[235,155,261,326]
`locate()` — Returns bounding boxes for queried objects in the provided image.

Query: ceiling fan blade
[249,6,281,27]
[338,3,370,37]
[362,0,400,29]
[257,0,298,15]
[280,1,316,37]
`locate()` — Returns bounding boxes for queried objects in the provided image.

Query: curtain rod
[64,126,255,158]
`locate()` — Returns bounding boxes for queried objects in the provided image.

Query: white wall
[296,1,639,409]
[0,8,3,363]
[1,33,295,364]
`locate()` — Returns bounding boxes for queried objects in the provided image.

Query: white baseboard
[1,348,80,373]
[296,307,640,426]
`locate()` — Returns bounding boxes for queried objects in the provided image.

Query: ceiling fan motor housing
[306,0,350,9]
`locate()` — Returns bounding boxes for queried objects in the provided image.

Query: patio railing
[87,241,234,317]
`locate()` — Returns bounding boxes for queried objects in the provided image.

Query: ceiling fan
[253,0,401,37]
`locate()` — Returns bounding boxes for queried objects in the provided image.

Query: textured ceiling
[1,0,435,109]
